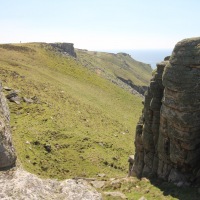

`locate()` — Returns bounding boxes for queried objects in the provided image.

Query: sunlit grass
[0,43,143,179]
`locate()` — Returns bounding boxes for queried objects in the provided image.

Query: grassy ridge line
[0,43,143,179]
[76,49,152,88]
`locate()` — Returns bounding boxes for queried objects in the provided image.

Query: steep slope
[76,49,152,95]
[131,37,200,186]
[0,43,144,179]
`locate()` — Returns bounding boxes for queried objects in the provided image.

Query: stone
[110,179,122,189]
[139,196,147,200]
[3,86,12,91]
[23,97,34,103]
[0,168,102,200]
[44,144,51,153]
[90,181,105,189]
[130,37,200,185]
[0,82,16,169]
[9,96,21,104]
[97,173,106,178]
[6,91,18,99]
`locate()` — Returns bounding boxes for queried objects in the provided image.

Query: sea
[108,49,173,69]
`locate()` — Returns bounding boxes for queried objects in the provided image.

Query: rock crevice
[131,37,200,185]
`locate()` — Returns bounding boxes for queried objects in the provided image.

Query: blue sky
[1,0,200,50]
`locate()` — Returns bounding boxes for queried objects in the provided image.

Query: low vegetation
[1,43,198,199]
[0,43,144,180]
[76,49,152,94]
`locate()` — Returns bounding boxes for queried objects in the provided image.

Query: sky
[1,0,200,50]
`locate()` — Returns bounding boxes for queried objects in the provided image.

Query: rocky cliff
[130,37,200,186]
[50,43,77,57]
[0,82,16,169]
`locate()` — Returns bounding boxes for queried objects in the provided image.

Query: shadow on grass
[149,178,199,200]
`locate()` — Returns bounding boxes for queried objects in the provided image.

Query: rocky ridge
[130,37,200,185]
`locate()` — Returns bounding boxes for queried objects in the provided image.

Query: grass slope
[0,43,197,200]
[0,43,143,179]
[76,49,152,91]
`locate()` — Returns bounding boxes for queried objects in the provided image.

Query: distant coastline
[107,49,173,69]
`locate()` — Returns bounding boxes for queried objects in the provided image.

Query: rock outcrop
[130,37,200,185]
[0,82,16,169]
[50,43,77,57]
[0,168,102,200]
[117,76,148,95]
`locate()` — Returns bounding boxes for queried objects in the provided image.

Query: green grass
[0,43,198,200]
[0,43,143,179]
[100,177,200,200]
[76,49,152,87]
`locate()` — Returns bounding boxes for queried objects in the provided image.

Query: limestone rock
[0,168,102,200]
[131,37,200,185]
[0,82,16,169]
[91,181,105,189]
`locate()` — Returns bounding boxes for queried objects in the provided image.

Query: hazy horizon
[1,0,200,50]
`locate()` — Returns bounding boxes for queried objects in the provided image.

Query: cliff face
[0,82,16,169]
[130,37,200,185]
[50,43,77,57]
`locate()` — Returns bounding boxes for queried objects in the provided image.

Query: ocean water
[126,49,173,69]
[108,49,173,69]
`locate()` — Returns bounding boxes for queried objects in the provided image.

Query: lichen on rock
[0,82,16,169]
[0,168,102,200]
[130,37,200,185]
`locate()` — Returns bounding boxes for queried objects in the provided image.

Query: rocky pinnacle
[130,37,200,185]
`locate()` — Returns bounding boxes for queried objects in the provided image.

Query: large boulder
[130,37,200,185]
[0,82,16,169]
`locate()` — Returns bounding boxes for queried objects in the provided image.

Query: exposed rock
[50,43,77,58]
[117,76,148,95]
[164,56,170,61]
[9,96,21,104]
[6,91,18,100]
[131,37,200,185]
[0,82,16,168]
[138,197,147,200]
[23,97,34,103]
[3,86,12,91]
[44,144,51,153]
[109,179,122,189]
[97,173,106,178]
[6,91,21,104]
[0,168,102,200]
[91,181,105,189]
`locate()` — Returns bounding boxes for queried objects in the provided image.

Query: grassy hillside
[0,43,197,200]
[0,43,144,180]
[76,49,152,94]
